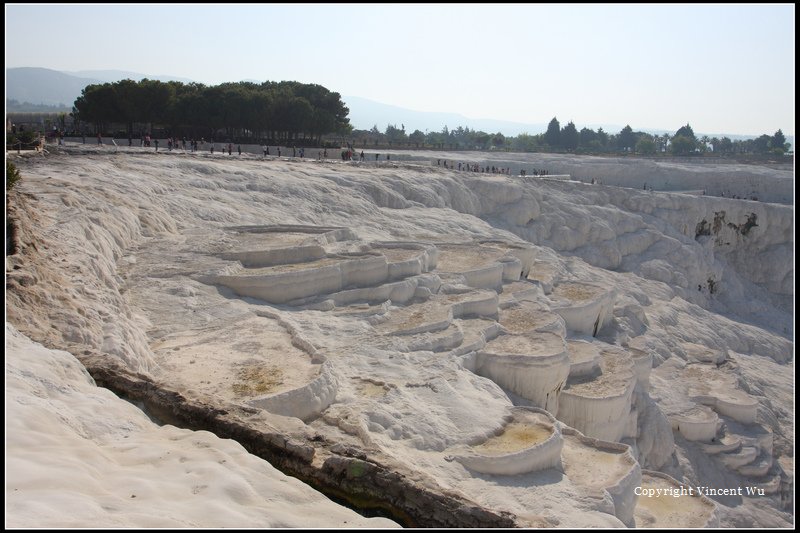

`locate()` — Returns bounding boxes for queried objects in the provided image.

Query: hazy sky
[5,4,795,136]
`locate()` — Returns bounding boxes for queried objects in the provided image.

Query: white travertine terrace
[627,346,654,392]
[670,406,720,442]
[448,318,503,356]
[476,331,570,413]
[5,324,397,529]
[679,361,760,425]
[558,344,637,442]
[478,239,537,277]
[206,254,391,304]
[561,427,642,526]
[451,407,563,475]
[434,243,512,289]
[566,339,602,378]
[249,359,338,422]
[6,147,792,528]
[682,341,728,365]
[549,281,615,336]
[370,241,439,280]
[635,471,719,528]
[498,301,567,337]
[527,259,558,294]
[497,279,542,307]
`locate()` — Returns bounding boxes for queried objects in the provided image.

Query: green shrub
[7,160,21,190]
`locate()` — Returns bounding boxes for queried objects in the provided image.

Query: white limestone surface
[566,339,603,378]
[5,324,398,529]
[635,470,719,528]
[6,146,792,528]
[549,281,616,336]
[561,427,642,526]
[477,331,570,413]
[670,406,720,442]
[452,408,562,475]
[558,345,637,442]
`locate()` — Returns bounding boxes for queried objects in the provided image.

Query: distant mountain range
[6,67,789,143]
[343,96,550,136]
[62,69,196,85]
[6,67,195,110]
[7,68,101,108]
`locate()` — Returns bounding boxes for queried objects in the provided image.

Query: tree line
[71,79,351,143]
[351,119,791,156]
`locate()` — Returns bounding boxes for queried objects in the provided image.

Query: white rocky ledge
[699,434,741,455]
[498,280,542,307]
[558,345,637,442]
[369,241,439,280]
[566,339,602,379]
[249,358,338,422]
[682,341,728,365]
[477,239,537,277]
[670,406,720,442]
[627,346,654,392]
[561,427,642,526]
[449,318,503,356]
[476,331,570,413]
[451,407,562,476]
[435,242,521,289]
[549,281,615,336]
[683,363,759,424]
[329,273,441,307]
[691,390,759,425]
[498,301,567,337]
[635,470,719,528]
[376,290,499,337]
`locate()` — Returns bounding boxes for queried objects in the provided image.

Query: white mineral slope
[410,150,794,205]
[6,145,793,528]
[5,324,399,528]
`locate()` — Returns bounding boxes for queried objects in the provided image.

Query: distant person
[360,150,364,161]
[238,145,242,155]
[154,139,159,151]
[375,153,380,161]
[228,143,233,155]
[278,147,281,157]
[386,154,390,161]
[97,133,102,145]
[211,144,214,154]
